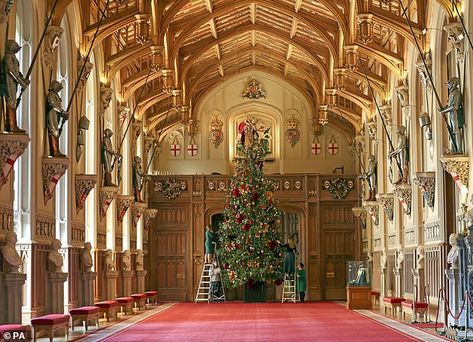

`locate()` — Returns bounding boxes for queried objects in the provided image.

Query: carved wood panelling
[156,208,187,226]
[372,252,381,291]
[71,224,85,246]
[322,206,356,225]
[405,229,415,245]
[387,253,396,297]
[0,204,13,236]
[34,215,55,240]
[403,251,414,295]
[67,248,81,308]
[425,221,441,243]
[425,246,443,300]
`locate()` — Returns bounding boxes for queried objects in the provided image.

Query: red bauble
[224,263,229,269]
[232,188,240,197]
[267,240,277,250]
[237,214,245,223]
[241,223,251,231]
[274,279,283,286]
[252,192,260,202]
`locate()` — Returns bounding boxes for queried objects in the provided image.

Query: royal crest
[209,116,224,148]
[242,79,265,99]
[285,116,300,147]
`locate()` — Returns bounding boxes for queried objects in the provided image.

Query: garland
[154,179,186,199]
[323,178,354,199]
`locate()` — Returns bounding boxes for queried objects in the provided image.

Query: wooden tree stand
[346,286,372,310]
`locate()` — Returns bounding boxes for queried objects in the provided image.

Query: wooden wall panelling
[387,253,395,297]
[307,202,320,300]
[403,250,414,296]
[95,250,105,301]
[372,251,381,291]
[67,248,81,310]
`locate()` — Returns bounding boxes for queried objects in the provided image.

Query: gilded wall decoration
[285,115,300,147]
[154,179,187,199]
[242,79,265,99]
[362,201,379,226]
[75,174,97,213]
[42,157,69,204]
[440,156,469,193]
[376,193,394,221]
[99,186,118,220]
[209,116,224,148]
[116,195,134,223]
[412,172,435,209]
[394,184,412,216]
[0,134,30,189]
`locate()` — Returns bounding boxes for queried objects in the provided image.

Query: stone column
[135,270,147,293]
[2,273,27,324]
[80,271,97,306]
[48,272,68,313]
[104,271,119,300]
[380,267,386,301]
[120,270,134,296]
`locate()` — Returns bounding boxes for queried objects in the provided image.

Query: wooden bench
[94,301,118,322]
[116,297,134,315]
[131,293,146,310]
[70,306,100,331]
[145,290,158,306]
[401,300,429,321]
[369,291,380,308]
[383,297,406,316]
[31,314,70,342]
[0,324,30,342]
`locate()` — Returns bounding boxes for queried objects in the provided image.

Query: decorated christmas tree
[218,119,284,288]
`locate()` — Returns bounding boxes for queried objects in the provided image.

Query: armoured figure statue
[388,125,408,183]
[1,40,29,133]
[440,77,464,154]
[46,81,69,157]
[101,128,116,186]
[360,154,377,201]
[132,156,145,202]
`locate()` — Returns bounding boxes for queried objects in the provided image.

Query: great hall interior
[0,0,472,341]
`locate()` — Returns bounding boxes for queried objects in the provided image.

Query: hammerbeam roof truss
[75,0,430,134]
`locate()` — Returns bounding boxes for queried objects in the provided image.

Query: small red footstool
[369,291,380,307]
[401,300,429,321]
[116,297,134,315]
[70,306,100,331]
[31,314,70,342]
[131,294,146,310]
[145,291,158,306]
[383,297,406,316]
[0,324,30,341]
[94,301,118,322]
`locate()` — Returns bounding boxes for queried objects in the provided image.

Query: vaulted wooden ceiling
[57,0,452,135]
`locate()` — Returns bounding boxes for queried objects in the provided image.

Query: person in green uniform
[296,262,306,303]
[204,225,215,264]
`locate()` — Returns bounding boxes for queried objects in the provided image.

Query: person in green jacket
[204,225,215,264]
[296,262,306,303]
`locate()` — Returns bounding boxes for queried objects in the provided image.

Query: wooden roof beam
[250,3,256,24]
[204,0,213,13]
[209,19,218,39]
[290,17,298,39]
[294,0,303,13]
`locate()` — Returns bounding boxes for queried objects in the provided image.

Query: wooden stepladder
[281,274,296,303]
[195,263,212,303]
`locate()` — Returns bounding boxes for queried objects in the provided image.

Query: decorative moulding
[412,172,435,209]
[42,157,69,204]
[351,207,367,227]
[344,44,359,70]
[379,102,392,126]
[440,156,469,194]
[132,202,148,226]
[42,25,63,70]
[362,200,379,226]
[144,209,158,230]
[415,51,432,89]
[99,186,118,220]
[394,183,412,216]
[0,133,30,189]
[100,83,114,114]
[394,80,409,115]
[116,195,134,223]
[376,193,394,222]
[154,178,187,199]
[75,174,97,214]
[77,54,94,90]
[358,13,374,44]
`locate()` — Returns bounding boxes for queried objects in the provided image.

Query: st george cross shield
[328,135,338,155]
[311,137,321,155]
[170,144,181,156]
[187,144,198,156]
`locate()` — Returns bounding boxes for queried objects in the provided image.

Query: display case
[346,261,370,287]
[346,261,372,310]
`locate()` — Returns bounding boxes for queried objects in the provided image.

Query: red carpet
[101,302,420,341]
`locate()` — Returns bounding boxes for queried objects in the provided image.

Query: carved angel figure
[439,77,464,154]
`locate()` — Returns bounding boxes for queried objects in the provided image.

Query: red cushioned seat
[95,300,118,308]
[383,297,405,304]
[116,297,133,303]
[0,324,27,334]
[31,314,70,326]
[132,293,146,300]
[145,291,158,297]
[369,291,380,296]
[401,300,428,309]
[70,306,100,315]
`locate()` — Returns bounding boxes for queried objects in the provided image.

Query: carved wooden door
[323,230,355,300]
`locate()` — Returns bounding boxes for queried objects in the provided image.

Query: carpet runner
[90,302,441,341]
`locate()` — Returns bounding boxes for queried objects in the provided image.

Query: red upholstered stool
[31,314,70,342]
[131,293,146,310]
[95,301,118,322]
[0,324,30,341]
[70,306,100,331]
[369,291,380,308]
[383,297,406,316]
[401,300,429,321]
[145,291,158,306]
[116,297,134,315]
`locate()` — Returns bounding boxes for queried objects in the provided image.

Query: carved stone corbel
[162,69,174,92]
[380,102,392,126]
[325,88,337,106]
[362,201,379,226]
[134,14,150,45]
[394,183,412,216]
[144,208,158,230]
[118,105,130,128]
[132,120,142,143]
[352,207,367,227]
[344,45,359,70]
[116,195,134,223]
[444,21,464,61]
[376,193,394,221]
[100,84,114,114]
[42,157,69,204]
[150,45,164,71]
[358,13,374,44]
[75,174,97,214]
[412,172,435,209]
[0,134,30,189]
[415,51,432,89]
[318,105,329,125]
[99,186,118,220]
[394,80,409,116]
[132,202,148,226]
[366,118,377,140]
[440,156,469,193]
[42,26,63,70]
